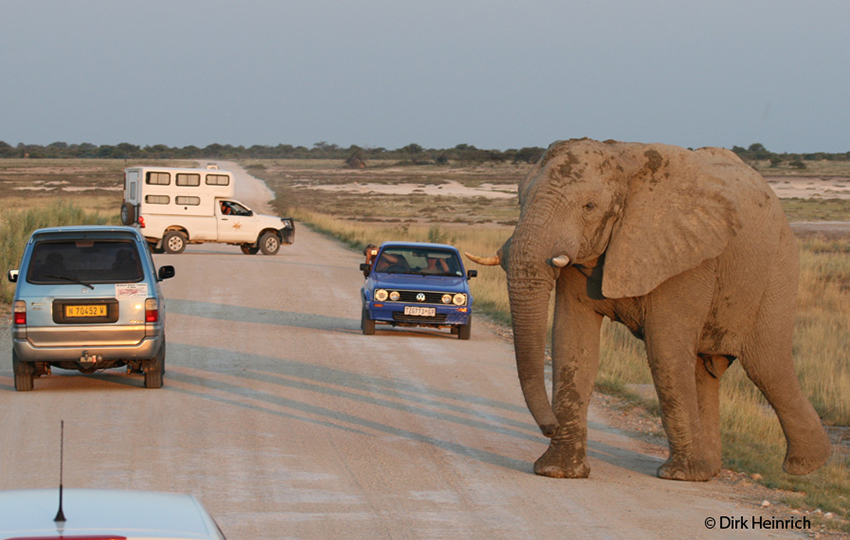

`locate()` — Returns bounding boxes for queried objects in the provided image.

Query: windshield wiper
[43,274,95,289]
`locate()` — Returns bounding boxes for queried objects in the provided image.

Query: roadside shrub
[0,202,107,303]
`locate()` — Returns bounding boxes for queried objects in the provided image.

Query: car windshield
[27,239,143,284]
[374,247,462,276]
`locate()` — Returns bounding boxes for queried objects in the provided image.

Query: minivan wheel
[144,342,165,389]
[163,231,187,254]
[13,351,34,392]
[259,232,280,255]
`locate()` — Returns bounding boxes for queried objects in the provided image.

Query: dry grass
[0,201,114,303]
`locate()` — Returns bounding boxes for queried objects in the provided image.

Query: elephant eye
[583,202,596,211]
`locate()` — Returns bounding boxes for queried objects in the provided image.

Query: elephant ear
[602,148,743,299]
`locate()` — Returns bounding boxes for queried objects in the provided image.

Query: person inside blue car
[421,255,449,274]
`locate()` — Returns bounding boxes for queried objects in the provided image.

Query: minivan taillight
[145,298,159,323]
[13,300,25,325]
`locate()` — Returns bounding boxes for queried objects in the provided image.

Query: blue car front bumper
[365,301,471,327]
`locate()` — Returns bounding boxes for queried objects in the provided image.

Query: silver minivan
[7,226,174,391]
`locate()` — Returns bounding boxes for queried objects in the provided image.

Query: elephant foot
[783,432,831,476]
[533,443,590,479]
[657,455,715,482]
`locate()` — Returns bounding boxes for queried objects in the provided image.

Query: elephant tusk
[550,255,571,268]
[464,252,501,266]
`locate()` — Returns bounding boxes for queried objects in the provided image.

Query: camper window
[146,172,170,185]
[175,196,201,206]
[146,195,170,205]
[206,174,230,186]
[176,173,201,186]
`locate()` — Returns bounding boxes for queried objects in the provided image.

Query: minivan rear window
[27,240,143,284]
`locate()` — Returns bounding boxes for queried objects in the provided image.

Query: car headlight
[374,289,388,302]
[389,291,400,301]
[452,293,466,306]
[441,294,452,304]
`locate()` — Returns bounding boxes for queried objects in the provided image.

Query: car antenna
[54,420,66,523]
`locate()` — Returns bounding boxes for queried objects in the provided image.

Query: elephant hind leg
[741,338,831,475]
[695,354,732,477]
[740,284,831,475]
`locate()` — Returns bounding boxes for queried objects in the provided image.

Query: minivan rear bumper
[13,334,163,363]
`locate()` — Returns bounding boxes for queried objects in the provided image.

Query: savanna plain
[1,156,849,533]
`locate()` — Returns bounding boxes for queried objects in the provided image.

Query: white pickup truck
[121,166,295,255]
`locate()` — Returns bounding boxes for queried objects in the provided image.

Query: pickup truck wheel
[120,202,136,225]
[361,307,376,335]
[13,350,34,392]
[163,231,187,254]
[259,232,280,255]
[457,318,472,340]
[240,244,260,255]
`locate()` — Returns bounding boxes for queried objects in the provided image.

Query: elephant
[466,138,831,481]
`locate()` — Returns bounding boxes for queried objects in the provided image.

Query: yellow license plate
[65,305,107,318]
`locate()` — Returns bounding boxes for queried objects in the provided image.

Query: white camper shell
[121,166,294,255]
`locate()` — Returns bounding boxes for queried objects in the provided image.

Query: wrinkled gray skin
[473,138,831,481]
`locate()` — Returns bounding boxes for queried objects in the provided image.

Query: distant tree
[115,143,141,158]
[312,141,339,152]
[513,147,544,164]
[401,143,423,154]
[790,159,807,169]
[747,143,771,160]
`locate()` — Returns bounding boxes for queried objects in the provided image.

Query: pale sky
[2,0,848,153]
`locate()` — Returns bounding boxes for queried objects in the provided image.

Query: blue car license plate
[404,306,435,317]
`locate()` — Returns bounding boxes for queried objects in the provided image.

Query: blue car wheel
[361,306,376,335]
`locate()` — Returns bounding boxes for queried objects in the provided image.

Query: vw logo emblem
[416,293,426,302]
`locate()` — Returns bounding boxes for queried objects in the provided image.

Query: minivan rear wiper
[43,274,95,289]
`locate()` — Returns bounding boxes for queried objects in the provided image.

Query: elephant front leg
[534,282,603,479]
[696,355,733,477]
[650,350,715,482]
[645,271,717,482]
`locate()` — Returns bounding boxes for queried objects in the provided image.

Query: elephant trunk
[507,217,561,436]
[509,280,559,436]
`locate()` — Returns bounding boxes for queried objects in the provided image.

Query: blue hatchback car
[360,242,476,339]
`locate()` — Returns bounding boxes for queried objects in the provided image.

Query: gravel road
[0,164,814,539]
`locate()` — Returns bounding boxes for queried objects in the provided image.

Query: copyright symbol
[705,517,716,529]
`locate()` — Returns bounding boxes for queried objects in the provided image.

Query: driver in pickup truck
[220,201,233,215]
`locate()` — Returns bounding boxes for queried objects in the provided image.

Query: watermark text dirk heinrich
[704,515,811,530]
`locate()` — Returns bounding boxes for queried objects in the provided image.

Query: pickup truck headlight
[441,294,452,304]
[452,293,467,306]
[374,289,389,302]
[389,291,400,301]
